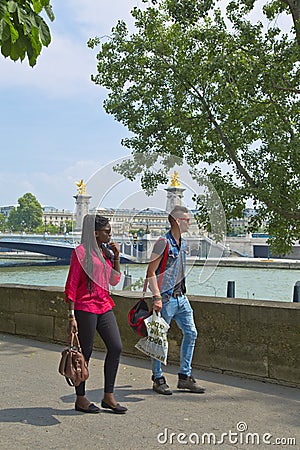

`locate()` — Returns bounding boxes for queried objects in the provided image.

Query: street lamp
[21,220,26,234]
[145,220,150,235]
[133,232,138,257]
[44,217,47,238]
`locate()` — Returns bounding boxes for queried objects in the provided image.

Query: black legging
[75,309,122,396]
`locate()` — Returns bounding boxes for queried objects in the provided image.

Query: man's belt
[172,292,183,298]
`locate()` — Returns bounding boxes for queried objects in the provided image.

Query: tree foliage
[34,219,74,235]
[7,192,43,231]
[89,0,300,254]
[0,0,54,67]
[0,212,6,231]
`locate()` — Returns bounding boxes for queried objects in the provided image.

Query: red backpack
[127,240,169,337]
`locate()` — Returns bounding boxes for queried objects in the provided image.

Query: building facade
[42,207,74,231]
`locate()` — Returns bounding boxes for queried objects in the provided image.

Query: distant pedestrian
[146,205,206,395]
[64,214,127,413]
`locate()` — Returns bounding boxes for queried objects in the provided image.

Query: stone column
[140,223,152,261]
[73,194,92,232]
[165,185,186,213]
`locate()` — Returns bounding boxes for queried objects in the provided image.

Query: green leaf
[0,19,10,41]
[29,11,38,28]
[30,25,41,53]
[32,0,43,14]
[17,5,34,34]
[1,36,11,57]
[10,40,20,60]
[7,1,17,14]
[44,4,54,22]
[8,21,18,43]
[38,17,50,46]
[25,36,37,66]
[16,5,26,23]
[32,0,54,20]
[13,33,27,60]
[0,1,6,20]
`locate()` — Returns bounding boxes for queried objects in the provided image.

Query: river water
[0,259,299,302]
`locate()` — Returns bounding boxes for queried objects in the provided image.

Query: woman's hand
[68,317,78,339]
[109,241,120,256]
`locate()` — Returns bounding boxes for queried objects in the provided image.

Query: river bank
[1,252,300,270]
[0,252,62,267]
[190,257,300,270]
[0,252,57,260]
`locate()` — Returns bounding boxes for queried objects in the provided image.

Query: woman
[65,214,127,414]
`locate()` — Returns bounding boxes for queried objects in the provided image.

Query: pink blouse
[64,244,121,315]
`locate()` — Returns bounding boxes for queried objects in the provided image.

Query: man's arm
[146,246,165,312]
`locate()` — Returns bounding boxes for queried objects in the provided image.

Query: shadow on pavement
[0,407,75,426]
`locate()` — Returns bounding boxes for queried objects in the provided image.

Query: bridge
[0,235,137,264]
[0,233,234,264]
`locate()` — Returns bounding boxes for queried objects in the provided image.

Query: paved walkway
[0,333,299,450]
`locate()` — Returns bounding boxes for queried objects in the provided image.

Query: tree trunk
[282,0,300,50]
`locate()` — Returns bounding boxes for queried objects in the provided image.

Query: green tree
[0,0,54,67]
[65,220,75,234]
[0,212,6,231]
[89,0,300,254]
[7,192,43,231]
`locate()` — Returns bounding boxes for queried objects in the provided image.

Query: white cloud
[0,160,99,210]
[0,34,98,98]
[0,156,138,211]
[64,0,143,36]
[0,0,143,97]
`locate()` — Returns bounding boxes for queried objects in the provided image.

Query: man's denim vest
[155,230,188,299]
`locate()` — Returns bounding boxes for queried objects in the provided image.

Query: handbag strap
[70,331,82,351]
[70,331,75,347]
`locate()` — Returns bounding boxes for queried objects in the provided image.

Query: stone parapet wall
[0,284,299,388]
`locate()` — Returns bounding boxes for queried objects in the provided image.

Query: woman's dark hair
[80,214,112,292]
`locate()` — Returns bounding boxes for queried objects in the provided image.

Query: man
[146,205,206,395]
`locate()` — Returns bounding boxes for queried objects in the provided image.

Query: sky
[0,0,293,214]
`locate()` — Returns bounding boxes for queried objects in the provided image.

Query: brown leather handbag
[58,331,89,387]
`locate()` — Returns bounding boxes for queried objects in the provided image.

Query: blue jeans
[151,294,198,379]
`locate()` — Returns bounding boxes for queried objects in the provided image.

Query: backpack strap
[156,238,169,291]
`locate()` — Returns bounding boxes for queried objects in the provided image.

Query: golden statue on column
[170,171,181,187]
[74,180,91,231]
[76,179,87,195]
